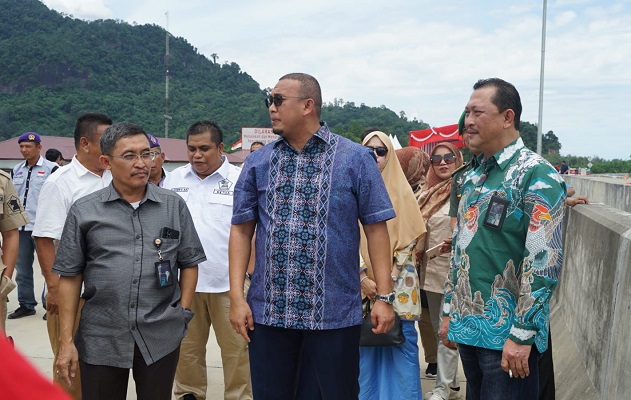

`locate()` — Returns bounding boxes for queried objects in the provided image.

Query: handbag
[359,298,406,346]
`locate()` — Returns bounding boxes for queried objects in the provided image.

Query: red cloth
[0,336,71,400]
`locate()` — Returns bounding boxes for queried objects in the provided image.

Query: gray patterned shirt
[53,183,206,368]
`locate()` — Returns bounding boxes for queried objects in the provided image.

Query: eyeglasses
[265,94,308,108]
[366,146,388,157]
[430,153,457,166]
[108,151,157,163]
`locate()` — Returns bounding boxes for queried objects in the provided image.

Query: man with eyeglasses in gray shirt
[53,122,206,400]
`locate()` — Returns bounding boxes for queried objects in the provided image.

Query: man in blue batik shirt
[229,73,396,399]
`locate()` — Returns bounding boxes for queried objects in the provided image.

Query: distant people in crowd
[249,141,264,153]
[53,122,205,400]
[46,148,65,166]
[441,78,566,399]
[553,163,560,172]
[33,112,113,399]
[559,160,569,174]
[229,73,395,399]
[417,142,463,400]
[0,172,28,339]
[147,134,167,186]
[9,132,58,320]
[164,121,252,400]
[359,131,426,399]
[395,146,436,378]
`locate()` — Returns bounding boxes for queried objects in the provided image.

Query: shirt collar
[476,137,525,172]
[20,155,44,169]
[101,181,161,204]
[274,122,332,150]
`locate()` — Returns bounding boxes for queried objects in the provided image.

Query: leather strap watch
[374,291,396,305]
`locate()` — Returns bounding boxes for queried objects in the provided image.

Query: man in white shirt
[32,112,113,400]
[164,121,252,400]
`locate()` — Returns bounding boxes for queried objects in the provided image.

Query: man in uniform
[9,132,58,319]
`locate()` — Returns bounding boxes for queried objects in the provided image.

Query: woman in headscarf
[397,146,440,379]
[358,132,426,400]
[417,142,464,400]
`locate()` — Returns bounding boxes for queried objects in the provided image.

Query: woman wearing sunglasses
[359,131,426,400]
[417,142,464,400]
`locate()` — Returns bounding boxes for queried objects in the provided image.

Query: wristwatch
[374,291,396,305]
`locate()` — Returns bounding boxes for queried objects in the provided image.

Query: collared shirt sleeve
[0,177,29,232]
[508,163,566,345]
[231,160,258,225]
[32,179,71,239]
[52,204,87,276]
[356,150,395,225]
[175,198,207,268]
[448,173,460,218]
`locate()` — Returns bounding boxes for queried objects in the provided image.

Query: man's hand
[56,341,79,387]
[501,338,532,378]
[370,300,394,334]
[46,284,59,315]
[229,297,254,342]
[360,277,377,299]
[566,196,589,207]
[440,236,453,254]
[439,315,458,350]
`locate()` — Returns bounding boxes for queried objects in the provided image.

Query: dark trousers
[248,323,361,400]
[538,333,555,400]
[80,344,180,400]
[459,343,539,400]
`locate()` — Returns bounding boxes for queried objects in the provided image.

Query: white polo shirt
[163,156,240,293]
[32,156,112,240]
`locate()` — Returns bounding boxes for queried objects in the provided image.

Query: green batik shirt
[444,138,566,352]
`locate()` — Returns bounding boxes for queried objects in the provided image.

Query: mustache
[131,169,149,176]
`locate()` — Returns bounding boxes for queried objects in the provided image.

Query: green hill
[0,0,429,147]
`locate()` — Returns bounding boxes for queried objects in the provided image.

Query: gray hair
[100,122,149,155]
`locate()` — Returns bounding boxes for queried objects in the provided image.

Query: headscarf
[417,142,463,225]
[360,132,426,278]
[395,147,430,194]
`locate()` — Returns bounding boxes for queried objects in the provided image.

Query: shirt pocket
[206,191,233,221]
[12,177,24,185]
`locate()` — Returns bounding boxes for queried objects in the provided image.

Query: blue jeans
[15,230,37,310]
[458,343,539,400]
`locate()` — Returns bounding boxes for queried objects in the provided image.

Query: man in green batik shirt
[440,78,566,400]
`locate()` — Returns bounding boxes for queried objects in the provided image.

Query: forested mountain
[0,0,429,147]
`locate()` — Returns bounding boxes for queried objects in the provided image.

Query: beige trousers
[174,291,252,400]
[47,298,84,400]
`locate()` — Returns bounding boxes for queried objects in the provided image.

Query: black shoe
[183,395,197,400]
[43,312,47,321]
[425,362,437,379]
[8,306,36,319]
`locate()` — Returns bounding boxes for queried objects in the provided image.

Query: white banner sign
[241,127,279,149]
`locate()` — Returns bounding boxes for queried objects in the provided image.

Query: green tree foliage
[0,0,427,149]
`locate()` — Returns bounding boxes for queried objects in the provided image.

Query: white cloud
[42,0,112,19]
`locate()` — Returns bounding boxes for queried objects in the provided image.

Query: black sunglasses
[265,94,308,108]
[366,146,388,157]
[430,153,457,166]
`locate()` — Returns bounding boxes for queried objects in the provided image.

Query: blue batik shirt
[232,123,395,330]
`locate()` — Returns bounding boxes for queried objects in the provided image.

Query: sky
[42,0,631,159]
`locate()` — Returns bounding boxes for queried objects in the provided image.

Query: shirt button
[130,304,136,308]
[135,257,140,261]
[132,279,138,284]
[131,326,136,331]
[136,235,141,239]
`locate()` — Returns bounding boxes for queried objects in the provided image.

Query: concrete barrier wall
[553,201,631,399]
[565,175,631,213]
